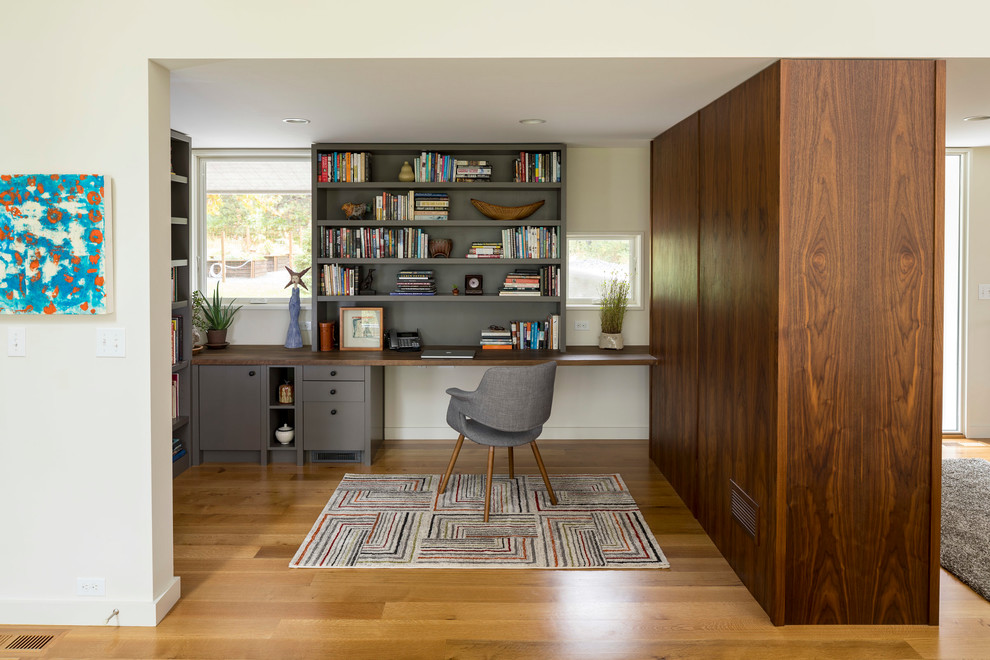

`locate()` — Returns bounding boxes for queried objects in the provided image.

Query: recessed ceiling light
[519,118,546,125]
[963,115,990,122]
[282,118,311,124]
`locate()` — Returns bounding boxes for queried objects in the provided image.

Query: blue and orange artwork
[0,174,113,314]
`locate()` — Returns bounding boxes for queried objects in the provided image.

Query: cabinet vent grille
[311,450,362,463]
[729,478,760,544]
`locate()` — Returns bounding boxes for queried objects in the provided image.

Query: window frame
[192,148,312,306]
[943,149,969,434]
[565,231,644,310]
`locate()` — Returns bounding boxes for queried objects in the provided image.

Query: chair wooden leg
[530,441,557,505]
[438,434,465,495]
[507,446,514,479]
[484,446,495,522]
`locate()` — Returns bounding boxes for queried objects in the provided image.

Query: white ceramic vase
[275,424,294,445]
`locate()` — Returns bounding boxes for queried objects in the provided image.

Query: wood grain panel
[779,59,938,624]
[650,114,700,515]
[697,62,783,624]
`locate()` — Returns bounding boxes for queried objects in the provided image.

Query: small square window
[566,233,643,309]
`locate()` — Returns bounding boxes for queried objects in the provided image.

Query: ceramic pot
[599,332,624,350]
[398,161,415,182]
[275,424,294,445]
[206,329,228,345]
[429,238,452,258]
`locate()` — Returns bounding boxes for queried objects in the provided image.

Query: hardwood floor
[5,438,990,659]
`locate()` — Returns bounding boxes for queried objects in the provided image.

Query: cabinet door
[198,366,263,451]
[303,402,365,451]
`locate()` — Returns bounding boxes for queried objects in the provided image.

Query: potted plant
[196,283,242,347]
[598,275,630,350]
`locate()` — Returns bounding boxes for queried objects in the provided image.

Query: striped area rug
[290,473,669,569]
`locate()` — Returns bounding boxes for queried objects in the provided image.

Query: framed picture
[339,307,383,350]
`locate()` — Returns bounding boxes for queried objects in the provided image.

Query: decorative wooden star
[284,266,311,290]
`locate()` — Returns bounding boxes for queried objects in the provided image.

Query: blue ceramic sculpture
[283,266,311,349]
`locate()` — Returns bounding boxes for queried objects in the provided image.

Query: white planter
[599,333,624,350]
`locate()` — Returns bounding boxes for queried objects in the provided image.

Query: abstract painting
[0,174,113,314]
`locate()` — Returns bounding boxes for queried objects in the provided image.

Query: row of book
[319,264,361,296]
[455,160,492,182]
[317,151,372,182]
[515,151,561,183]
[498,266,560,297]
[172,437,186,463]
[170,266,182,302]
[371,191,449,221]
[501,226,559,259]
[320,226,432,259]
[171,373,180,418]
[480,315,561,350]
[466,241,502,258]
[170,316,183,365]
[391,269,436,296]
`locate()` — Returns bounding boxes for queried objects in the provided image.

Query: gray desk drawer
[303,402,365,451]
[303,380,364,403]
[303,365,364,381]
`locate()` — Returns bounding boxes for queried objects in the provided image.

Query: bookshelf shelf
[311,143,566,350]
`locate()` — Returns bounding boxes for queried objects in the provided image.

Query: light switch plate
[96,328,125,357]
[7,326,26,356]
[980,284,990,300]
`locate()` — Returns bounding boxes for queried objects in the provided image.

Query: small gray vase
[599,333,624,350]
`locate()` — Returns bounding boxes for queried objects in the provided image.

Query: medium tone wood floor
[5,438,990,659]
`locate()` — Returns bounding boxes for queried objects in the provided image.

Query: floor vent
[2,632,59,652]
[729,479,760,544]
[311,450,361,463]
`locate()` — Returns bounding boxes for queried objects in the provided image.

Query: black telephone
[386,329,422,352]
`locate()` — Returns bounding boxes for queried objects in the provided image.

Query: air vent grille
[729,478,760,544]
[4,633,57,651]
[311,450,362,463]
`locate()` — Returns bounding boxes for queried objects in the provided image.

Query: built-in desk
[191,345,656,466]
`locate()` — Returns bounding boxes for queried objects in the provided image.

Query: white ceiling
[169,58,990,150]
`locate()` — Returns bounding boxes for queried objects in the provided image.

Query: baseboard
[0,576,181,627]
[385,427,648,440]
[963,425,990,440]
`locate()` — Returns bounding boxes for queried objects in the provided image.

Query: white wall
[3,0,990,628]
[965,148,990,438]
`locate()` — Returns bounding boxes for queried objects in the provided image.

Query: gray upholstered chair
[438,361,558,521]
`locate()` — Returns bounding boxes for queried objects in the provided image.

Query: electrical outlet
[76,577,106,596]
[574,320,590,331]
[7,326,26,356]
[96,328,125,357]
[302,321,312,331]
[980,284,990,300]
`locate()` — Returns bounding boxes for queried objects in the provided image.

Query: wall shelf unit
[310,143,566,350]
[170,129,192,477]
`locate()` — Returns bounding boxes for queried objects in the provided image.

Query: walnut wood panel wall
[649,59,943,626]
[650,113,700,515]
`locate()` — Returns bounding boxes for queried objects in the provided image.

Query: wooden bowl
[470,199,545,220]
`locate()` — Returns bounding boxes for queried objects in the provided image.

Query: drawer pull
[330,370,337,377]
[331,409,337,415]
[330,389,337,395]
[248,370,256,377]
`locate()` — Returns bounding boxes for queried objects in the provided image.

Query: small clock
[465,274,484,295]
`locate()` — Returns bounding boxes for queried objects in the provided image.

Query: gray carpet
[942,458,990,601]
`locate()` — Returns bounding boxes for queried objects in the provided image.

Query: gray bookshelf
[310,143,567,350]
[171,129,192,477]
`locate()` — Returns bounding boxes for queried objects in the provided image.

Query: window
[195,152,311,302]
[566,233,643,308]
[943,151,967,433]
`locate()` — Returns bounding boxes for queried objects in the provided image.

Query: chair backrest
[470,361,557,432]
